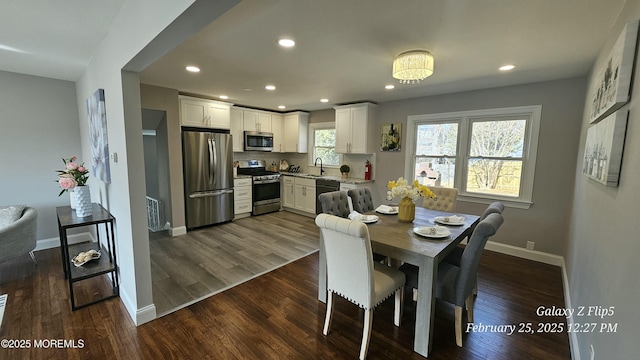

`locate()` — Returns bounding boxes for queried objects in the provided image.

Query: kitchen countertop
[279,172,374,184]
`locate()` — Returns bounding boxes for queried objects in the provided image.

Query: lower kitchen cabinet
[282,176,316,214]
[234,177,252,218]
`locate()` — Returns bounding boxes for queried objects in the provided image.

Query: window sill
[457,194,532,210]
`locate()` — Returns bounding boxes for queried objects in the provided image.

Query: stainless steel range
[236,160,281,215]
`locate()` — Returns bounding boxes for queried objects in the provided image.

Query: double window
[406,106,541,208]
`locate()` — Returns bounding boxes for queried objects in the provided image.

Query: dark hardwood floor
[0,213,570,359]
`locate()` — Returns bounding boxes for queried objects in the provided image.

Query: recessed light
[278,38,295,47]
[320,99,329,103]
[278,105,286,109]
[265,85,276,91]
[499,64,516,71]
[185,66,200,73]
[385,84,395,90]
[219,95,229,100]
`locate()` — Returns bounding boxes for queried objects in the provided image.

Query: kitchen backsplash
[233,151,376,180]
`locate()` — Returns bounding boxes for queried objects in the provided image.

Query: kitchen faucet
[314,157,325,175]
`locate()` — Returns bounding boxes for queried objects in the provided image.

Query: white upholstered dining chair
[421,186,459,212]
[315,214,405,360]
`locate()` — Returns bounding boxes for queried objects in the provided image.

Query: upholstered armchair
[0,206,38,264]
[421,186,459,212]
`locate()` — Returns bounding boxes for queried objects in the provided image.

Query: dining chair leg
[465,295,474,323]
[394,287,403,326]
[455,305,463,347]
[323,291,334,335]
[360,309,373,360]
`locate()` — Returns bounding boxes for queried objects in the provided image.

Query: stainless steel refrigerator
[182,129,234,229]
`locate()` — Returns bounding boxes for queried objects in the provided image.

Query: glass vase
[398,197,415,223]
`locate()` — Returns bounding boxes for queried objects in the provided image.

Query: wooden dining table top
[364,206,480,263]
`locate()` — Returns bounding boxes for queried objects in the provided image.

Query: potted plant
[340,164,350,179]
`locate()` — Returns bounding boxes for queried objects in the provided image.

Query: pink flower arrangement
[56,156,89,196]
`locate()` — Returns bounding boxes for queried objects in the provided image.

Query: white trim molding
[34,232,94,251]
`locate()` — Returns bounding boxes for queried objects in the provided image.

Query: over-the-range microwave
[244,131,274,151]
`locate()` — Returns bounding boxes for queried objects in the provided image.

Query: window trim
[308,122,342,168]
[405,105,541,209]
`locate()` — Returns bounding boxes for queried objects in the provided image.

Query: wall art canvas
[86,89,111,184]
[582,110,628,186]
[589,20,638,123]
[381,123,401,151]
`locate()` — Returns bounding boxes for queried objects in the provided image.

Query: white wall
[0,70,80,240]
[74,0,240,324]
[370,77,587,255]
[567,2,640,358]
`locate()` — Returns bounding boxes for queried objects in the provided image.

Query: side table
[56,203,119,310]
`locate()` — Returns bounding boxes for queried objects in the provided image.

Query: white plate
[359,215,379,224]
[413,226,451,239]
[434,216,466,226]
[375,205,399,214]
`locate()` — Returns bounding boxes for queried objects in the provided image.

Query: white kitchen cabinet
[282,176,295,208]
[180,96,232,129]
[234,177,253,218]
[282,176,316,214]
[294,177,316,213]
[334,102,376,154]
[243,110,271,132]
[230,108,244,152]
[271,114,284,153]
[283,112,309,153]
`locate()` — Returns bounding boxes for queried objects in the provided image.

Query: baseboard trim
[170,226,187,236]
[34,232,94,251]
[560,257,580,360]
[119,288,157,326]
[484,240,563,266]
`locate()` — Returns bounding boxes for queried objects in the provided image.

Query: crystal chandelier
[392,50,434,84]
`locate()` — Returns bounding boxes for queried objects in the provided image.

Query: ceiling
[1,1,627,112]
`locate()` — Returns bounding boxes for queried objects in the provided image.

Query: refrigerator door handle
[208,138,218,187]
[188,189,234,199]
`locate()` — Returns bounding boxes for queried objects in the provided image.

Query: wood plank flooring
[150,211,320,315]
[0,211,570,359]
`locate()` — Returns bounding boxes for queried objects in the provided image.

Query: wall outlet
[526,241,535,250]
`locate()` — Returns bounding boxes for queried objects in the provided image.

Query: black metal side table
[56,203,119,310]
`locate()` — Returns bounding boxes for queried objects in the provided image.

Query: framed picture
[582,110,628,186]
[589,20,638,123]
[381,123,401,151]
[86,89,111,184]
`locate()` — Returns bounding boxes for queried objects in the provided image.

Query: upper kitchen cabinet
[334,102,377,154]
[179,95,232,129]
[230,107,244,152]
[283,112,309,153]
[271,114,284,153]
[243,109,271,132]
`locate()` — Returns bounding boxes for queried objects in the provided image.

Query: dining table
[317,205,480,358]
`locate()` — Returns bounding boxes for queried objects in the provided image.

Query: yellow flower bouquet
[386,177,435,201]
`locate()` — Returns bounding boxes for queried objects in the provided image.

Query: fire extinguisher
[364,159,372,180]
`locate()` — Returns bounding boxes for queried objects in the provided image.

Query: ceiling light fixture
[278,38,295,47]
[320,99,329,103]
[265,85,276,90]
[278,105,286,109]
[219,95,229,100]
[385,85,395,90]
[499,64,516,71]
[392,50,434,84]
[185,66,200,73]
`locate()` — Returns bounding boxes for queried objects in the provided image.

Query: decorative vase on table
[69,188,76,209]
[398,197,415,223]
[74,186,92,217]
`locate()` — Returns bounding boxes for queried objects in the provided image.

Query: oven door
[252,179,281,215]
